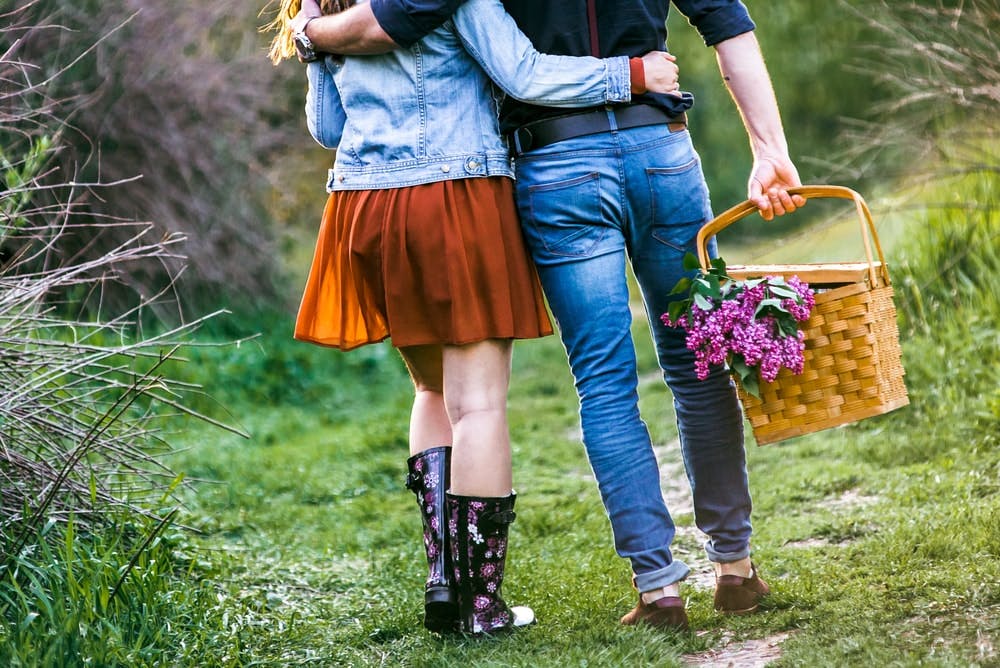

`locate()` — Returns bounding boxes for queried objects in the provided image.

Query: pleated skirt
[294,177,553,350]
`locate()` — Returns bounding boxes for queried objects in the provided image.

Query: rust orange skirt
[294,177,553,350]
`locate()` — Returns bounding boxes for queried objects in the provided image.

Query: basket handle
[695,185,890,287]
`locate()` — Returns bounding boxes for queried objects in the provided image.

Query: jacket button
[338,175,345,182]
[467,160,479,170]
[441,165,451,173]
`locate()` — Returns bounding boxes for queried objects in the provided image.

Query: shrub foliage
[1,0,239,568]
[3,0,303,313]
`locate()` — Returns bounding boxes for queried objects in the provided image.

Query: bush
[3,0,307,314]
[2,8,243,661]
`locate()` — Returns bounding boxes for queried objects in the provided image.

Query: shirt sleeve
[453,0,631,108]
[671,0,756,47]
[369,0,469,48]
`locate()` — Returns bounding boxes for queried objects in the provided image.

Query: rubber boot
[405,446,458,633]
[447,492,535,635]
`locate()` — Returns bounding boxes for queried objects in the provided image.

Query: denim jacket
[305,0,631,191]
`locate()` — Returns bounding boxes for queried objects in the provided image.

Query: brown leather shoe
[620,595,689,630]
[713,565,770,615]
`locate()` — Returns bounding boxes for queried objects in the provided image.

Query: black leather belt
[511,105,687,156]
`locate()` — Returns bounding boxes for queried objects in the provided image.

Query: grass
[3,176,998,666]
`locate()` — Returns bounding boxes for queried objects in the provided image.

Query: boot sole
[424,587,459,633]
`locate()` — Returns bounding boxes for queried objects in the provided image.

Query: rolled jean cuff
[704,540,751,564]
[633,560,690,593]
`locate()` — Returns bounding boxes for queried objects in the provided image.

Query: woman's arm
[452,0,677,107]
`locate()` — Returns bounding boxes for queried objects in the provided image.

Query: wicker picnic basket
[696,185,909,445]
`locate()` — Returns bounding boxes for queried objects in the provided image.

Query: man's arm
[298,0,468,55]
[715,31,806,220]
[304,3,396,54]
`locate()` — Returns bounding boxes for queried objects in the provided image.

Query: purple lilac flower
[663,273,814,384]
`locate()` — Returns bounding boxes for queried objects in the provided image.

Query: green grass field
[3,180,998,666]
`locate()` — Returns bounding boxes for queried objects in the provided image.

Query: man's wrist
[290,2,321,33]
[301,16,319,42]
[292,13,322,63]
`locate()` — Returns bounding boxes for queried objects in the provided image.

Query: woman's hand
[640,51,681,96]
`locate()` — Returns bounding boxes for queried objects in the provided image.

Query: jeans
[513,118,752,592]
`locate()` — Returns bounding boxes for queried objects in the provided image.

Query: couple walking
[268,0,805,636]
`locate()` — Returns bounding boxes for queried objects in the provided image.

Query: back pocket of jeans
[647,158,710,252]
[523,172,606,258]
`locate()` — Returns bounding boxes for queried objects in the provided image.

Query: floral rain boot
[405,446,458,633]
[447,492,535,635]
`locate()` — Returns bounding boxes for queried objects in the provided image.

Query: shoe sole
[716,603,759,615]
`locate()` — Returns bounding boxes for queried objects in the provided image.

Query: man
[292,0,805,630]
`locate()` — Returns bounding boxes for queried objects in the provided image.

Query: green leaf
[669,276,692,296]
[741,371,761,399]
[710,256,728,274]
[730,357,761,399]
[768,284,800,299]
[778,317,799,337]
[682,252,701,272]
[754,298,787,317]
[667,301,686,324]
[706,272,723,300]
[693,293,713,311]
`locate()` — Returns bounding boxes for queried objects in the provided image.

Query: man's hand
[713,32,806,221]
[748,154,806,221]
[640,51,681,96]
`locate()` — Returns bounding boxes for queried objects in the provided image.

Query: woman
[267,0,680,636]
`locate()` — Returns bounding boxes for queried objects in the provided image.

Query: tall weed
[2,7,243,664]
[849,172,1000,468]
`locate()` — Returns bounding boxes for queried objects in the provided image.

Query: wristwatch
[292,15,320,63]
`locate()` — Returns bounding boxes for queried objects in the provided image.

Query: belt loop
[606,106,619,132]
[513,128,532,156]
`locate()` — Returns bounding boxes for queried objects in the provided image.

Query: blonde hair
[263,0,355,65]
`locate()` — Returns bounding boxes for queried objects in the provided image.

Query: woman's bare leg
[443,339,513,497]
[398,344,452,456]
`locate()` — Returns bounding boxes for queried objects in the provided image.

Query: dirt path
[682,632,793,667]
[654,438,793,667]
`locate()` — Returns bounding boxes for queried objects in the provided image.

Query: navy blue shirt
[370,0,468,49]
[370,0,755,132]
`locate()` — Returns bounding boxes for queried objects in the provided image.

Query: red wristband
[629,57,646,95]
